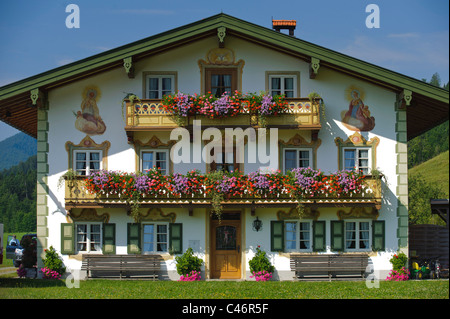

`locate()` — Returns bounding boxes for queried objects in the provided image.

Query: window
[205,68,237,97]
[141,150,169,175]
[74,150,101,176]
[76,223,101,253]
[269,75,297,97]
[142,223,168,253]
[209,146,240,172]
[343,148,370,174]
[285,221,312,251]
[146,75,175,99]
[283,148,312,172]
[345,221,370,250]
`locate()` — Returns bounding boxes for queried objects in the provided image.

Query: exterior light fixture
[252,217,263,232]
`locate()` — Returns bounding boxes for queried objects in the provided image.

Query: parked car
[6,234,37,267]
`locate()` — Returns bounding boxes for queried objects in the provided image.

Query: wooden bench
[290,254,369,281]
[82,254,162,280]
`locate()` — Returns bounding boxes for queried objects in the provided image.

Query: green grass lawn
[0,277,448,299]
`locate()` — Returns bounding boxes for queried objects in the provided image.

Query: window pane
[271,77,281,90]
[148,91,159,99]
[284,78,293,90]
[162,78,172,91]
[358,149,369,158]
[76,153,86,161]
[286,241,296,250]
[149,78,158,91]
[216,226,236,250]
[284,150,297,171]
[284,91,294,98]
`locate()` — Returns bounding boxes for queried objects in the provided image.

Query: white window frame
[342,147,371,174]
[283,148,313,173]
[142,222,169,254]
[73,150,102,176]
[344,220,371,252]
[285,221,313,252]
[146,74,175,99]
[75,222,102,254]
[140,149,169,175]
[268,74,297,98]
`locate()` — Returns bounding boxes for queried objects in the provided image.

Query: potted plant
[40,246,66,279]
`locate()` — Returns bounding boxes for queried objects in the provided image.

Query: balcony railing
[124,98,321,133]
[64,175,382,211]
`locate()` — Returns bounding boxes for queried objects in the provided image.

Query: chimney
[272,19,296,36]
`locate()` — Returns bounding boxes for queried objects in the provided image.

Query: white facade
[42,29,403,281]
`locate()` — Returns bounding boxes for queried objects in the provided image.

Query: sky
[0,0,448,141]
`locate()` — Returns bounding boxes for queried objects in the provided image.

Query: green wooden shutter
[372,220,385,251]
[103,223,116,255]
[271,221,284,252]
[169,223,183,254]
[313,221,326,252]
[61,223,75,255]
[331,221,344,251]
[127,223,141,254]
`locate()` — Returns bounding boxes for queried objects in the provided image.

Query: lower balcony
[64,172,382,212]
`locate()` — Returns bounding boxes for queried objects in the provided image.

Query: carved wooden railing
[64,175,382,210]
[124,98,321,130]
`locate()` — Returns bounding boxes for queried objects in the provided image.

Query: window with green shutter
[103,223,116,254]
[169,223,183,254]
[61,223,75,255]
[372,220,385,251]
[313,221,326,252]
[271,221,285,252]
[127,223,141,254]
[331,221,344,251]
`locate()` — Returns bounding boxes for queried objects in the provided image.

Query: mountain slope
[0,132,37,171]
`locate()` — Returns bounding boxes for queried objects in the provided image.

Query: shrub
[178,270,202,281]
[386,252,409,281]
[42,246,66,276]
[41,267,62,280]
[248,246,275,281]
[175,248,203,277]
[20,236,37,268]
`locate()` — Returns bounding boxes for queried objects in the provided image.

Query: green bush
[389,251,408,271]
[42,246,66,275]
[175,248,203,276]
[248,246,275,274]
[21,236,37,268]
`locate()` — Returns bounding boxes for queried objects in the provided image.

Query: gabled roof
[0,13,448,139]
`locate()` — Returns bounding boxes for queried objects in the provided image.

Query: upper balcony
[124,97,321,143]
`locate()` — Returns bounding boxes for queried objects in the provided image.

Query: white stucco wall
[45,34,400,280]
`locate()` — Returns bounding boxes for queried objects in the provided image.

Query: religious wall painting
[74,86,106,135]
[341,85,375,132]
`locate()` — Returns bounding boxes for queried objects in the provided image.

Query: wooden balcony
[64,175,382,211]
[124,98,321,143]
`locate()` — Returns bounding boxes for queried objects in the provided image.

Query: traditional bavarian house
[0,14,448,280]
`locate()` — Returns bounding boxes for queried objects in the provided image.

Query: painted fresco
[75,86,106,135]
[341,85,375,131]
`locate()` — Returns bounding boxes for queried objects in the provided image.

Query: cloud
[339,31,449,81]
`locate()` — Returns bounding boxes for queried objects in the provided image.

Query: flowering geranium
[250,270,273,281]
[41,267,62,280]
[162,91,289,123]
[178,270,202,281]
[386,267,410,281]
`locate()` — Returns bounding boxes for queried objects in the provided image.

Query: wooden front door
[210,213,241,279]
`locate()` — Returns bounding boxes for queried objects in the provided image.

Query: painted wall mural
[75,86,106,135]
[341,85,375,131]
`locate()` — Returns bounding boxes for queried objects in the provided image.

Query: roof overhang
[0,13,448,139]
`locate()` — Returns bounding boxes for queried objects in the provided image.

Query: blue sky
[0,0,448,141]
